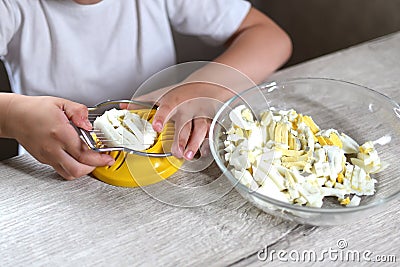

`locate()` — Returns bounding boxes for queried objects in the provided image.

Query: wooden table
[1,32,399,266]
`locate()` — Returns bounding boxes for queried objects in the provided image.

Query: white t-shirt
[0,0,251,106]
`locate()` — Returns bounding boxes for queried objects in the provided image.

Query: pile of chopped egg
[224,105,388,208]
[93,108,157,151]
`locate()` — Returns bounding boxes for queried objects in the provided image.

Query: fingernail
[153,120,163,132]
[103,155,115,166]
[85,120,92,128]
[185,150,194,160]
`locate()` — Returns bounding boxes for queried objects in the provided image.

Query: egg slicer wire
[72,99,173,158]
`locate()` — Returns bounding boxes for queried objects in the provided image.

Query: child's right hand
[2,95,115,180]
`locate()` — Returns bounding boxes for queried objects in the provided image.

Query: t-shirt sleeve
[166,0,251,46]
[0,0,20,56]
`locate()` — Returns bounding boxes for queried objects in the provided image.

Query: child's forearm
[0,92,19,138]
[215,7,292,85]
[179,8,292,103]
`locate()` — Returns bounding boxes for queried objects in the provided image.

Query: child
[0,0,292,180]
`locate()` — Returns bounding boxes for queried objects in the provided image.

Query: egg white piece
[93,108,157,151]
[339,133,359,154]
[229,105,254,130]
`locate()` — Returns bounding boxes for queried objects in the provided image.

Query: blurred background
[1,0,400,160]
[174,0,400,65]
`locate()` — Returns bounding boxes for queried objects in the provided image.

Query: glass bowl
[209,78,400,226]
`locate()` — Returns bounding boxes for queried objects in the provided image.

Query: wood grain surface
[1,32,399,266]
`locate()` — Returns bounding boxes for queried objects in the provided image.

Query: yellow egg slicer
[80,100,183,187]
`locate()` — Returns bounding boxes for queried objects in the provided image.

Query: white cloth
[0,0,251,106]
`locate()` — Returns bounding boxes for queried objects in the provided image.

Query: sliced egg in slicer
[72,99,183,187]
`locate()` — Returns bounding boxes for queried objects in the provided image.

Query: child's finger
[184,118,210,160]
[53,163,74,181]
[119,103,129,110]
[172,120,192,158]
[42,144,96,180]
[72,144,115,167]
[63,125,115,167]
[152,103,174,132]
[61,99,92,130]
[56,150,97,180]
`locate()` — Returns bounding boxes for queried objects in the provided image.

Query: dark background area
[1,0,400,160]
[174,0,400,65]
[0,62,16,160]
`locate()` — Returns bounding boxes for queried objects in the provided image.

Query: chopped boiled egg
[224,105,388,208]
[93,108,157,151]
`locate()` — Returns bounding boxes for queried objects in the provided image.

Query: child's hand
[3,95,115,180]
[129,63,256,160]
[133,82,233,160]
